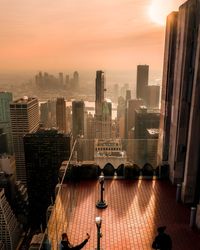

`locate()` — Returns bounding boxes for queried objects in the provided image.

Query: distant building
[0,92,13,154]
[126,99,144,139]
[146,85,160,108]
[72,100,85,138]
[95,71,112,139]
[0,188,21,250]
[56,97,66,132]
[136,65,149,103]
[24,129,71,228]
[59,72,64,86]
[134,106,160,139]
[10,97,39,184]
[73,71,79,90]
[94,139,127,169]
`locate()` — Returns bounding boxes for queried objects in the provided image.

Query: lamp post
[95,216,102,250]
[96,175,108,209]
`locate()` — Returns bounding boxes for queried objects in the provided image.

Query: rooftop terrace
[47,179,200,250]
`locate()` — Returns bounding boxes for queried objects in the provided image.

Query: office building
[24,129,71,228]
[0,189,21,250]
[126,99,144,139]
[157,0,200,215]
[10,97,39,184]
[146,85,160,108]
[73,71,79,90]
[134,106,160,139]
[0,92,13,154]
[157,11,178,165]
[56,97,66,133]
[136,65,149,102]
[95,70,105,117]
[72,100,85,138]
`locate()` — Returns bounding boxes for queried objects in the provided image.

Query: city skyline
[1,0,184,73]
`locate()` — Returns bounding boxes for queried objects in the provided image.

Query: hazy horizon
[1,0,185,73]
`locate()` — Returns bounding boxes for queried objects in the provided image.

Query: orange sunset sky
[0,0,185,73]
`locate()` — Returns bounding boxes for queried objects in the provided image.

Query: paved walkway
[48,180,200,249]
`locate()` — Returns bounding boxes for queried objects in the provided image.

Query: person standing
[152,226,172,250]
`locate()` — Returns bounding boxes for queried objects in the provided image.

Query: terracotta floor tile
[48,180,200,250]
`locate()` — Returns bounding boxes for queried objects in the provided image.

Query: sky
[0,0,185,73]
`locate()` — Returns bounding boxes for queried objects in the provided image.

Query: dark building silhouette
[136,65,149,102]
[72,100,85,138]
[0,129,7,154]
[95,70,105,116]
[127,99,144,138]
[56,97,66,133]
[24,129,71,228]
[134,106,160,139]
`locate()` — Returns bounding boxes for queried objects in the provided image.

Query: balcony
[32,139,200,250]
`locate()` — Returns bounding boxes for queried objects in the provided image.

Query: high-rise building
[73,71,79,90]
[134,106,160,139]
[136,65,149,102]
[127,99,144,138]
[158,0,200,212]
[56,97,66,132]
[94,71,112,139]
[24,129,71,228]
[10,97,39,184]
[0,188,21,250]
[157,12,178,165]
[0,92,13,154]
[95,70,105,116]
[146,85,160,108]
[72,100,85,138]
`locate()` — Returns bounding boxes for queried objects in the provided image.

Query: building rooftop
[48,180,200,250]
[12,96,37,104]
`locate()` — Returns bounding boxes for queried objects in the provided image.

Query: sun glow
[149,0,175,26]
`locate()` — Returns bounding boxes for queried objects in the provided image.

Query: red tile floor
[48,180,200,249]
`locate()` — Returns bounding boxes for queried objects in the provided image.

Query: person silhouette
[60,232,90,250]
[152,226,172,250]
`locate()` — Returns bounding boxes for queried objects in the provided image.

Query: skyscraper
[158,0,200,209]
[56,97,66,132]
[10,97,39,184]
[95,70,105,116]
[0,92,13,154]
[146,85,160,108]
[157,12,178,165]
[73,71,79,90]
[24,129,71,228]
[136,65,149,103]
[72,100,85,138]
[0,188,21,249]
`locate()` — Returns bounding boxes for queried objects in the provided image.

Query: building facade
[24,129,71,228]
[0,92,13,154]
[56,97,67,133]
[10,97,39,184]
[0,188,21,250]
